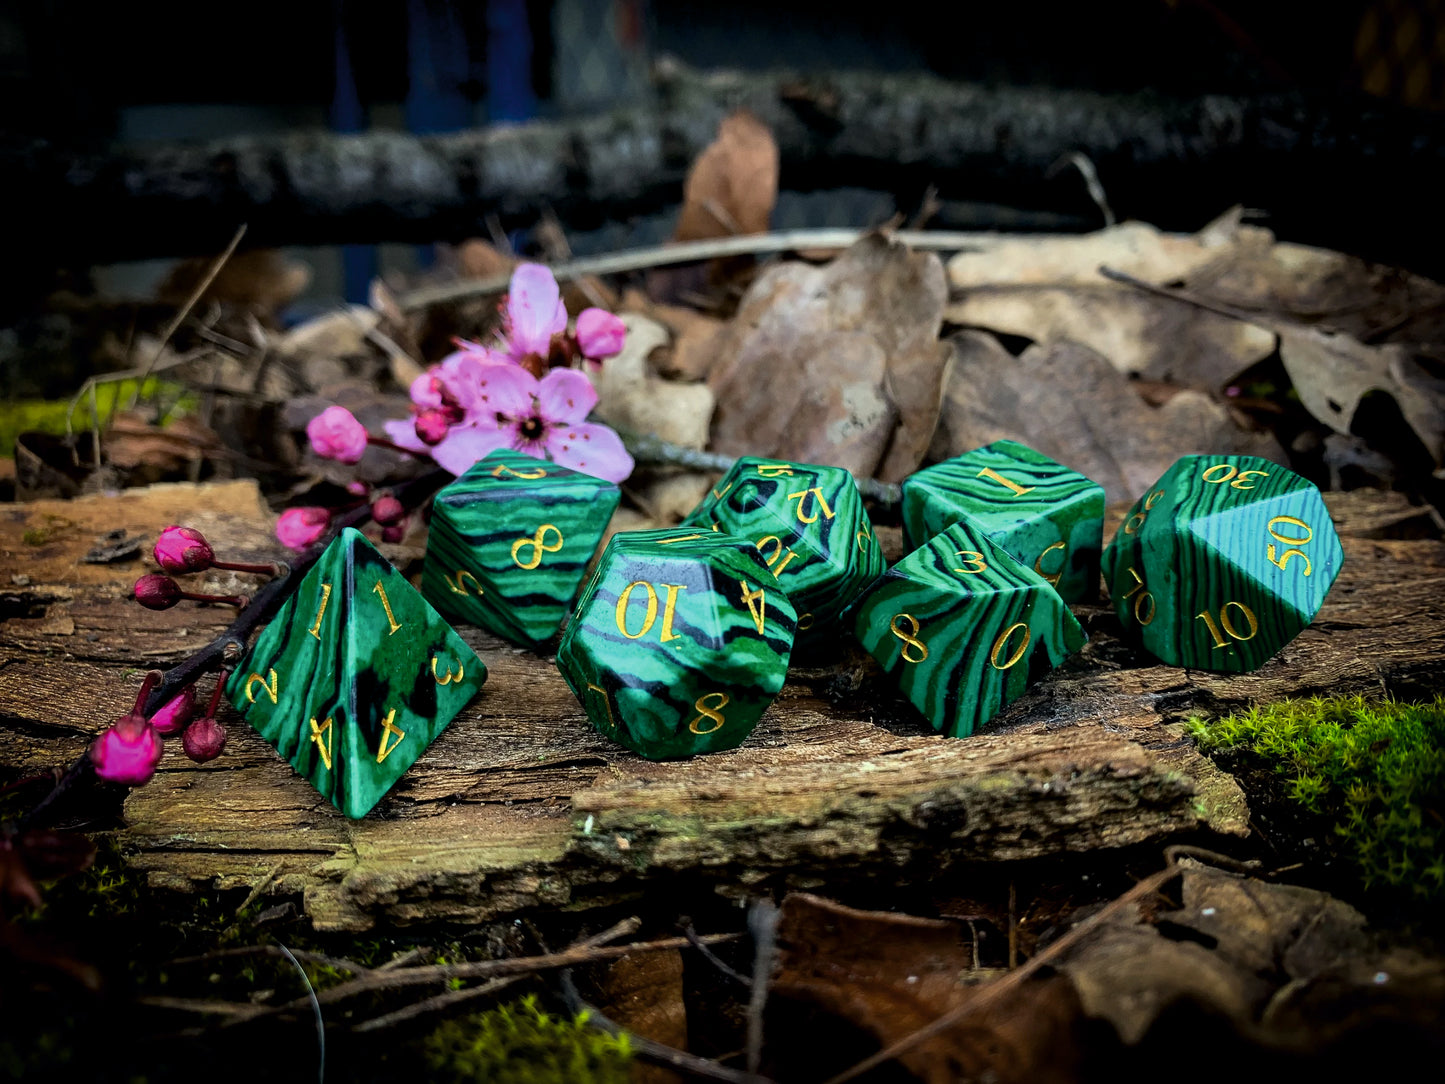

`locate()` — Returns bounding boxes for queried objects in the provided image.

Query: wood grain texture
[1,484,1441,931]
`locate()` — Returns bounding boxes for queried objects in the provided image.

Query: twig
[350,916,641,1033]
[277,941,326,1084]
[139,224,248,389]
[138,997,268,1019]
[684,925,751,986]
[398,229,1009,311]
[745,900,779,1075]
[559,972,773,1084]
[267,931,743,1016]
[167,944,370,976]
[821,846,1254,1084]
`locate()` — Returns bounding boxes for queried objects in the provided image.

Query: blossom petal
[507,263,566,356]
[545,421,634,482]
[431,424,515,476]
[576,308,627,359]
[536,367,597,425]
[408,371,444,410]
[471,360,539,419]
[383,418,430,453]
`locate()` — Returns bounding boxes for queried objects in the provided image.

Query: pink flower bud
[414,409,452,446]
[306,405,370,464]
[346,481,370,497]
[576,308,626,360]
[154,525,215,574]
[381,524,406,544]
[371,496,404,526]
[409,371,445,410]
[135,574,182,610]
[181,717,227,763]
[149,687,197,736]
[276,507,330,551]
[91,714,164,786]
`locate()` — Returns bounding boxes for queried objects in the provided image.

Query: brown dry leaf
[674,110,778,242]
[157,249,311,319]
[1278,328,1445,468]
[928,333,1284,502]
[771,892,1083,1084]
[945,285,1275,390]
[454,239,517,280]
[590,314,715,451]
[596,950,688,1084]
[105,412,225,475]
[618,288,725,381]
[707,233,947,478]
[947,216,1262,290]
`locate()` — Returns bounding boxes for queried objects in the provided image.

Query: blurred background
[3,0,1442,314]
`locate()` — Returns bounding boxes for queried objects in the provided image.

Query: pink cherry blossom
[91,714,164,786]
[154,525,214,574]
[149,687,197,736]
[276,507,331,551]
[306,406,369,464]
[576,308,626,360]
[503,263,569,364]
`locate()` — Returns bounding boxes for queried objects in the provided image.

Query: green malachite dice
[902,440,1105,603]
[423,449,621,647]
[1102,454,1342,673]
[680,457,885,646]
[226,528,486,819]
[556,528,796,759]
[852,521,1086,738]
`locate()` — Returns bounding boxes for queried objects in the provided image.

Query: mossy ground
[1187,695,1445,900]
[0,378,194,458]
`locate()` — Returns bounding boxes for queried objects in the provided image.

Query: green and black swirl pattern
[852,520,1087,738]
[901,440,1105,603]
[424,449,620,646]
[557,528,796,759]
[1102,455,1342,673]
[681,456,885,646]
[226,528,486,819]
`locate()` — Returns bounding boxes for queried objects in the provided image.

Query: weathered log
[9,65,1445,266]
[0,482,1441,931]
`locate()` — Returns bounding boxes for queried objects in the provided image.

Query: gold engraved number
[511,524,564,570]
[657,533,706,545]
[797,612,816,631]
[1201,463,1271,490]
[755,464,795,478]
[444,569,485,597]
[1124,489,1167,536]
[431,655,465,685]
[308,716,334,771]
[787,487,836,524]
[1267,515,1314,577]
[738,580,767,634]
[372,581,402,635]
[756,536,802,576]
[245,669,279,704]
[1196,601,1260,649]
[889,613,929,663]
[491,463,547,480]
[615,581,686,643]
[953,550,989,575]
[990,622,1031,670]
[856,521,874,553]
[1122,566,1156,625]
[688,692,731,735]
[977,466,1036,498]
[376,708,407,764]
[1034,541,1066,587]
[711,480,735,501]
[308,582,333,639]
[585,683,619,735]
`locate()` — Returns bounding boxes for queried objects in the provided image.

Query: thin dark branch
[684,925,751,986]
[745,901,779,1075]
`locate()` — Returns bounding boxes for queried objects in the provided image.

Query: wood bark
[0,482,1441,931]
[9,65,1445,265]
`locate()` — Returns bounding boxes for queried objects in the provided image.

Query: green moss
[422,996,632,1084]
[1187,695,1445,896]
[0,378,196,458]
